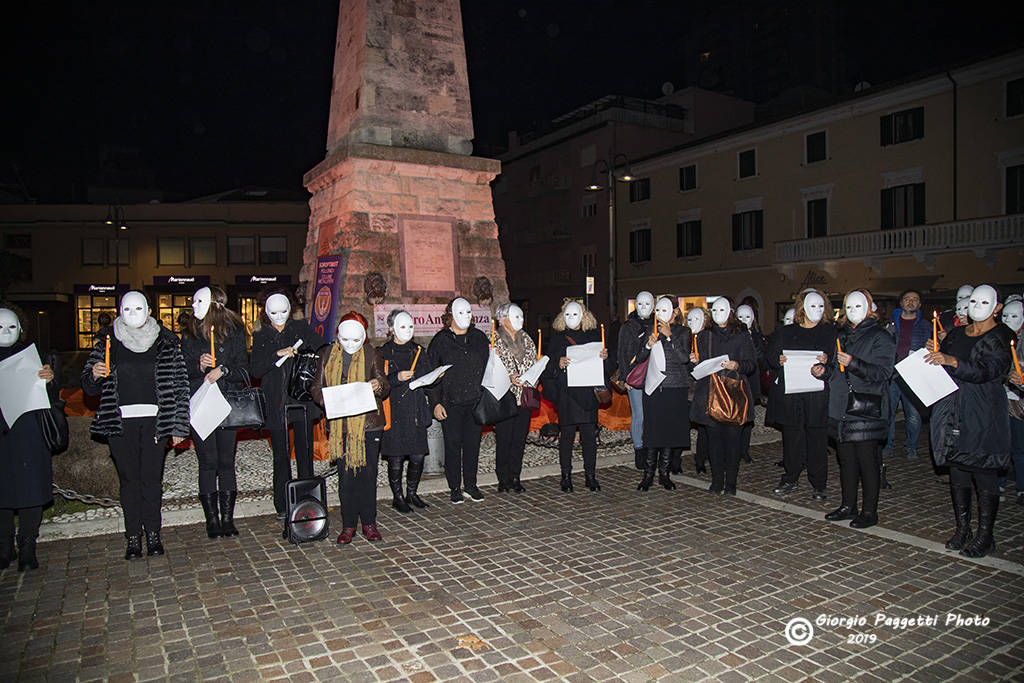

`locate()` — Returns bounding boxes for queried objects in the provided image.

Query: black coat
[543,328,609,426]
[689,325,757,426]
[426,327,489,409]
[744,327,768,402]
[250,319,325,430]
[765,322,837,428]
[379,339,435,456]
[824,318,894,442]
[0,343,58,508]
[617,311,655,378]
[635,322,692,388]
[930,324,1014,470]
[180,325,249,394]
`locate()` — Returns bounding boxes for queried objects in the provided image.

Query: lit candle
[600,323,605,348]
[932,311,938,349]
[694,338,700,362]
[210,326,216,368]
[1012,340,1023,383]
[837,338,845,373]
[410,346,421,371]
[104,335,110,376]
[537,328,542,360]
[490,318,495,347]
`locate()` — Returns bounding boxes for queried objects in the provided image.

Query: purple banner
[311,256,342,342]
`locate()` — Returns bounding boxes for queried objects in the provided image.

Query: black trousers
[108,416,167,536]
[0,506,43,541]
[494,405,531,484]
[706,421,742,491]
[781,425,828,489]
[836,440,881,515]
[268,408,315,515]
[695,425,709,468]
[338,432,380,528]
[440,402,481,492]
[559,423,597,474]
[191,427,238,495]
[949,465,998,492]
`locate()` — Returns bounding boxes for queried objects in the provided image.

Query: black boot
[511,476,526,493]
[960,491,999,558]
[124,534,143,560]
[218,491,239,537]
[16,534,38,572]
[637,449,656,491]
[658,449,676,490]
[668,448,683,474]
[560,469,574,492]
[634,448,645,470]
[387,458,412,513]
[199,493,223,539]
[145,530,164,556]
[0,532,13,570]
[406,460,429,508]
[585,470,601,491]
[880,463,891,490]
[945,486,974,551]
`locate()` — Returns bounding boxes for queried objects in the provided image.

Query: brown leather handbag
[705,334,749,426]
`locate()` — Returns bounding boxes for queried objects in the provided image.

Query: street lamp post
[105,205,128,289]
[586,153,633,321]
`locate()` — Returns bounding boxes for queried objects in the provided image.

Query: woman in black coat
[379,309,435,512]
[689,297,756,495]
[736,304,767,465]
[813,289,894,529]
[180,285,249,539]
[925,284,1013,558]
[0,304,58,571]
[766,289,836,500]
[686,306,711,475]
[249,287,325,521]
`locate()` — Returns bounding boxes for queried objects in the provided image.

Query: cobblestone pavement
[5,437,1024,681]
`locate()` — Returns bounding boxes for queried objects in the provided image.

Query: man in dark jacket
[885,289,929,460]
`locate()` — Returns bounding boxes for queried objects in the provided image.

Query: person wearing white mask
[543,300,610,492]
[811,289,894,530]
[82,291,190,560]
[689,297,757,495]
[783,308,796,326]
[0,304,58,571]
[940,284,974,331]
[618,291,656,471]
[250,287,325,523]
[492,303,538,493]
[766,289,836,501]
[736,302,767,465]
[686,306,711,475]
[925,284,1013,557]
[1000,299,1024,508]
[180,285,249,539]
[379,309,436,512]
[427,297,490,503]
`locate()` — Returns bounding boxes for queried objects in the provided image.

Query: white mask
[955,297,970,321]
[710,299,731,326]
[968,284,998,322]
[956,284,974,302]
[736,305,755,329]
[337,320,366,355]
[655,298,674,324]
[392,312,415,343]
[783,308,795,326]
[844,291,869,325]
[1001,301,1023,333]
[507,304,524,332]
[265,294,291,328]
[803,293,826,324]
[451,297,473,331]
[120,291,150,329]
[0,308,21,348]
[191,286,212,321]
[563,302,583,330]
[635,291,654,319]
[686,308,705,331]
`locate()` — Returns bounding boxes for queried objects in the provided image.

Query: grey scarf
[114,316,160,353]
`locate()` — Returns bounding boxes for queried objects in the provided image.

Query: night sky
[2,1,1017,203]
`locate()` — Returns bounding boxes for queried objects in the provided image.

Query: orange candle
[490,318,495,347]
[410,346,421,371]
[600,323,605,348]
[694,339,700,362]
[210,326,216,367]
[837,338,845,373]
[932,311,938,349]
[537,328,542,360]
[1012,340,1023,383]
[384,359,389,375]
[104,335,110,376]
[935,310,945,333]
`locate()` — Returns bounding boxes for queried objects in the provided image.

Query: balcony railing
[776,215,1023,263]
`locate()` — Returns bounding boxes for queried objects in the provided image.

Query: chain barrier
[52,483,121,507]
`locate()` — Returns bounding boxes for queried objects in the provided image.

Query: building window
[228,236,256,265]
[629,178,651,203]
[805,131,827,164]
[676,220,702,257]
[77,294,117,349]
[731,210,764,251]
[629,228,652,263]
[738,149,757,179]
[881,183,926,228]
[107,238,129,266]
[189,237,217,265]
[157,237,185,266]
[1007,77,1024,118]
[3,234,30,249]
[259,237,287,265]
[679,164,697,191]
[581,250,596,272]
[82,238,105,265]
[880,107,924,146]
[806,198,828,238]
[1007,164,1024,214]
[580,196,598,218]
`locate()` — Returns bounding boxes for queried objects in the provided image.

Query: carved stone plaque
[398,214,460,297]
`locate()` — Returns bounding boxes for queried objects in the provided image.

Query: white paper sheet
[189,381,231,440]
[566,341,605,387]
[0,344,50,428]
[782,349,825,394]
[481,348,513,400]
[895,348,959,407]
[408,364,452,391]
[275,339,304,367]
[322,382,378,419]
[691,355,730,381]
[520,356,549,388]
[644,341,667,396]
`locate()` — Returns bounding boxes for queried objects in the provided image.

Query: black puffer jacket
[426,326,489,409]
[689,325,757,426]
[81,325,190,440]
[825,317,894,442]
[617,311,655,378]
[930,324,1014,470]
[765,321,837,427]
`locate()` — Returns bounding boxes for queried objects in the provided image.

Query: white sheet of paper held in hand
[691,355,730,381]
[275,339,303,367]
[895,347,959,407]
[322,382,377,419]
[644,341,667,396]
[566,341,605,387]
[408,364,452,391]
[481,348,512,400]
[519,356,549,388]
[0,343,50,428]
[189,380,232,441]
[782,349,825,394]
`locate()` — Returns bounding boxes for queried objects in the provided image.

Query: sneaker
[450,489,464,504]
[464,487,484,502]
[811,489,827,501]
[773,481,797,495]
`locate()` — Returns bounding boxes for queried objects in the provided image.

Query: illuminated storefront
[74,283,129,349]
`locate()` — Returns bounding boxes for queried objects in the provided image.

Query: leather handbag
[609,368,630,394]
[845,375,882,420]
[287,351,321,402]
[520,386,542,410]
[707,371,749,425]
[38,398,69,454]
[219,369,267,431]
[593,387,612,404]
[624,358,649,389]
[473,389,518,425]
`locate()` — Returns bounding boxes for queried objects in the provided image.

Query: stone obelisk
[302,0,509,338]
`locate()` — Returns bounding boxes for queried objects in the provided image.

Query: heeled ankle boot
[560,469,574,492]
[637,449,656,491]
[16,534,38,571]
[387,458,412,513]
[658,449,676,490]
[406,461,429,508]
[584,470,601,491]
[199,492,223,539]
[945,486,974,550]
[145,530,164,556]
[218,491,239,537]
[634,448,645,470]
[668,448,683,475]
[124,534,143,560]
[960,491,999,558]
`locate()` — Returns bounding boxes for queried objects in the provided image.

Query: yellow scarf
[325,343,367,471]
